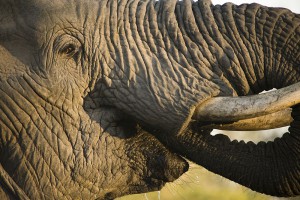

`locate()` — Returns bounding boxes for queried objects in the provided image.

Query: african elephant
[0,0,299,199]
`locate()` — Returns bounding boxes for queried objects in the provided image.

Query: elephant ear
[0,2,15,36]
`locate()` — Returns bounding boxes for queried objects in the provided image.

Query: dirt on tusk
[193,82,300,122]
[199,109,292,131]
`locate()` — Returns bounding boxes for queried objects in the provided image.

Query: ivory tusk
[193,82,300,122]
[199,109,292,131]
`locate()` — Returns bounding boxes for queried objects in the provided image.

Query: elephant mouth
[82,98,189,195]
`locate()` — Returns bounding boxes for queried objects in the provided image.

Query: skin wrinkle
[127,1,163,111]
[284,29,300,64]
[18,80,80,140]
[233,5,259,89]
[166,16,195,84]
[264,11,284,77]
[158,25,185,104]
[8,22,135,198]
[180,4,215,81]
[24,74,61,105]
[8,81,70,153]
[190,5,218,77]
[243,5,264,83]
[191,3,236,97]
[269,11,289,88]
[245,6,265,91]
[0,87,33,135]
[1,0,299,198]
[220,4,251,90]
[0,123,11,151]
[24,77,79,121]
[198,1,229,66]
[136,0,149,44]
[259,8,272,90]
[216,3,299,94]
[194,2,240,95]
[276,19,300,85]
[0,1,111,198]
[2,68,112,198]
[195,4,233,88]
[11,145,42,200]
[173,4,201,86]
[1,92,72,198]
[223,4,255,93]
[194,4,220,65]
[266,13,282,84]
[246,4,265,89]
[22,142,44,198]
[140,4,170,101]
[0,99,19,136]
[166,8,197,81]
[145,3,160,54]
[126,9,152,94]
[162,1,218,106]
[158,2,300,195]
[164,3,191,65]
[84,11,104,91]
[131,2,161,94]
[268,10,300,87]
[254,9,270,86]
[0,113,45,198]
[118,0,162,120]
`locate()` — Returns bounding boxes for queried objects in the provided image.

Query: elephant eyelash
[54,34,82,59]
[59,44,79,58]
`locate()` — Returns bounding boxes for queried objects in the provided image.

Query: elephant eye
[59,44,78,57]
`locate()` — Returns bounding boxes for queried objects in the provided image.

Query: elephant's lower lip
[144,178,166,189]
[100,179,165,199]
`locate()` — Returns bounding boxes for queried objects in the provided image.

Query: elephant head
[0,0,299,199]
[0,0,190,199]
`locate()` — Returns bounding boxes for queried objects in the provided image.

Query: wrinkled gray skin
[0,0,299,199]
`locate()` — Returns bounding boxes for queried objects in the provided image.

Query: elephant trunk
[99,0,299,133]
[156,1,300,197]
[210,1,300,93]
[166,106,300,197]
[180,1,300,196]
[99,1,300,196]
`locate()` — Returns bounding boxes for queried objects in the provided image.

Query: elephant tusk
[199,109,292,131]
[193,82,300,122]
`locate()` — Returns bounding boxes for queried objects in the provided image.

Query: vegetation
[118,164,269,200]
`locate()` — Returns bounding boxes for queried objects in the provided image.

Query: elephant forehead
[11,0,108,32]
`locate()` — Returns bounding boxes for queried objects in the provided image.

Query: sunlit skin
[0,0,299,199]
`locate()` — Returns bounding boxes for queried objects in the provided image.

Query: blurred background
[118,0,300,199]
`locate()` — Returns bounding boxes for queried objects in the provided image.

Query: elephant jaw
[192,82,300,131]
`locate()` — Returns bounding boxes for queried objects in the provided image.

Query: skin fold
[0,0,299,199]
